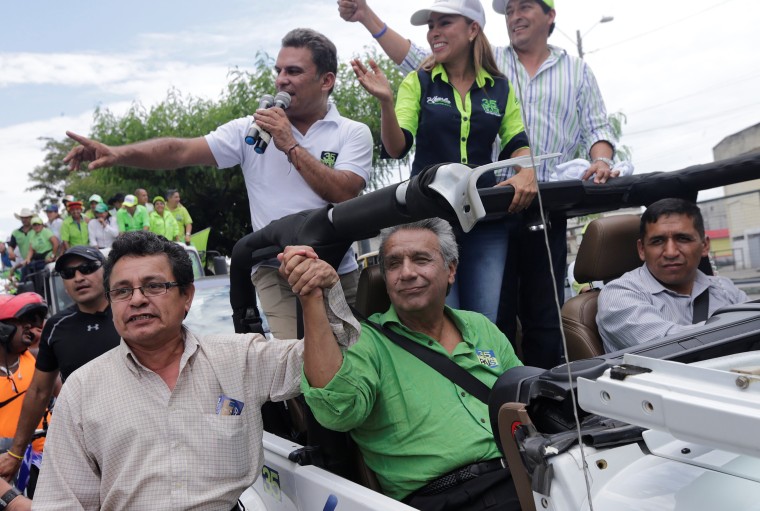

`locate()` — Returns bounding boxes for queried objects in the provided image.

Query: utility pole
[575,16,614,60]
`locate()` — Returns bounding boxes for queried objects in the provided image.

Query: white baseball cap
[410,0,486,28]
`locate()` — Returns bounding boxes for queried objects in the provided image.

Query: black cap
[55,246,106,272]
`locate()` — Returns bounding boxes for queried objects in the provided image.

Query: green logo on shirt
[321,151,338,168]
[476,349,499,368]
[481,99,501,117]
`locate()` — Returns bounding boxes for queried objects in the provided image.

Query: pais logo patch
[321,151,338,168]
[476,349,499,368]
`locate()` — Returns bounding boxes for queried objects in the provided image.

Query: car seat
[561,214,642,360]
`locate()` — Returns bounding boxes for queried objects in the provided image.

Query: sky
[2,0,758,239]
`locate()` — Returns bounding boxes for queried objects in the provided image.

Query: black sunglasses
[59,261,102,280]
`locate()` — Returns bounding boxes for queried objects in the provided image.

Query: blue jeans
[447,218,515,323]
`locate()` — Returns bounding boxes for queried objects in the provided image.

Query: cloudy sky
[2,0,757,238]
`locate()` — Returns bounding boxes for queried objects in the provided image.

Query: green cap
[152,195,166,204]
[94,203,109,214]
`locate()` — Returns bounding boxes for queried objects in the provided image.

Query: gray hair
[378,218,459,276]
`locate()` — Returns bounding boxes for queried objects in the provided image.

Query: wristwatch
[592,157,614,170]
[0,488,20,510]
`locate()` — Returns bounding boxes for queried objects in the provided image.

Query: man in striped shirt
[339,0,617,368]
[597,199,747,352]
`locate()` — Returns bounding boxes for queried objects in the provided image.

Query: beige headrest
[574,214,642,283]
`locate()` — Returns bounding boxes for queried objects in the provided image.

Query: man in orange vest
[0,293,49,496]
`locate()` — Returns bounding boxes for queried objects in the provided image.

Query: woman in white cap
[351,0,531,322]
[84,194,104,223]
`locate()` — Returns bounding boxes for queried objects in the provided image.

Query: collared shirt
[166,205,192,237]
[205,103,373,275]
[87,216,119,249]
[403,43,616,182]
[149,210,180,241]
[116,205,150,233]
[59,217,89,247]
[303,305,522,500]
[394,64,528,178]
[34,284,359,511]
[10,227,33,257]
[597,265,749,352]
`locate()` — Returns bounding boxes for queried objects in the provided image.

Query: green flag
[190,228,210,266]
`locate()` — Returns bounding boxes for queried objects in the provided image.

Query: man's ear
[321,72,336,94]
[637,239,645,262]
[702,236,711,257]
[183,283,196,316]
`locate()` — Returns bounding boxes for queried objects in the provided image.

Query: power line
[627,71,760,115]
[624,101,760,137]
[582,0,740,56]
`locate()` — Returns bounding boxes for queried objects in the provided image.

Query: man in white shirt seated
[597,198,748,352]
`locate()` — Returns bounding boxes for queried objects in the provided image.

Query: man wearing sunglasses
[0,246,120,485]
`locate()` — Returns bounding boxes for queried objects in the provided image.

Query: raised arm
[338,0,412,65]
[64,131,218,172]
[351,59,407,158]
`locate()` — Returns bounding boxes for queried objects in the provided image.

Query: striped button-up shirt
[34,284,359,511]
[597,265,748,353]
[402,43,616,182]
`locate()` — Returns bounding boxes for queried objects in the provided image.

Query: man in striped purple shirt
[339,0,617,368]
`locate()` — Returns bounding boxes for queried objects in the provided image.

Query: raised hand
[351,59,393,103]
[337,0,368,23]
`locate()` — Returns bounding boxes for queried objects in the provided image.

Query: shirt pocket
[198,414,252,481]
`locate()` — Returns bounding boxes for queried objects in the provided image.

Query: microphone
[254,92,291,154]
[244,94,274,145]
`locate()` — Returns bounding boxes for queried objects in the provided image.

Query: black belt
[410,458,506,498]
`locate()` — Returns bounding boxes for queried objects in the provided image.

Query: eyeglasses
[58,261,102,280]
[106,282,181,302]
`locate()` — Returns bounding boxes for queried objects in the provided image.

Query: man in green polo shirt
[116,194,150,233]
[60,201,89,250]
[283,218,522,511]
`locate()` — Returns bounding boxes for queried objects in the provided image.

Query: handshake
[245,91,292,154]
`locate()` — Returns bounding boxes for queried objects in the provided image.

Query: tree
[608,111,632,162]
[26,137,78,209]
[332,50,409,190]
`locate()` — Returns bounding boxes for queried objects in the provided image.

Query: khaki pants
[252,267,359,339]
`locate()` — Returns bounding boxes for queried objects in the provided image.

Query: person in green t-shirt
[60,201,89,250]
[22,216,59,281]
[148,196,180,242]
[288,218,522,509]
[165,189,193,245]
[116,194,150,233]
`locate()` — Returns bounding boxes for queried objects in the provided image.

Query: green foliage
[26,137,78,208]
[608,111,633,162]
[27,50,404,255]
